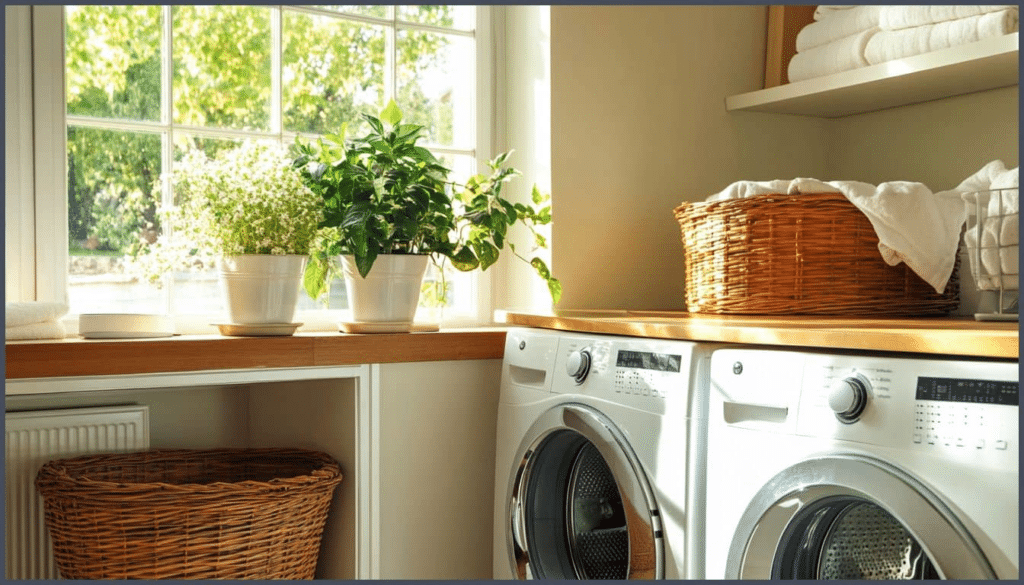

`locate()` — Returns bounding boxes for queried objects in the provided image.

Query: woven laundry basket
[35,448,343,580]
[673,192,959,316]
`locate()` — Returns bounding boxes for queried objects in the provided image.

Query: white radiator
[5,405,149,580]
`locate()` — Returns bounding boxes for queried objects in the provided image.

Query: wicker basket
[673,192,959,316]
[35,448,343,580]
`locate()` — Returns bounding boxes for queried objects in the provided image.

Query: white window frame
[9,5,504,331]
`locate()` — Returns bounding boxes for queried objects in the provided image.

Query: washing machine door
[726,453,995,580]
[506,403,662,580]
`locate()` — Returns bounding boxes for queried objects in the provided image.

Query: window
[24,5,495,330]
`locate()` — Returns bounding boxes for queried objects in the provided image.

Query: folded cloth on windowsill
[6,321,66,341]
[865,9,1018,65]
[797,5,884,52]
[879,5,1017,31]
[6,301,69,328]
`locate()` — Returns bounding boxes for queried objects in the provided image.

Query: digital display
[916,377,1018,405]
[616,350,681,373]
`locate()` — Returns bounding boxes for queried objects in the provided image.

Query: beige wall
[550,6,829,311]
[550,6,1018,312]
[827,86,1018,189]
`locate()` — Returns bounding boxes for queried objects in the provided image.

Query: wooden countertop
[5,329,507,380]
[503,311,1019,360]
[6,313,1017,381]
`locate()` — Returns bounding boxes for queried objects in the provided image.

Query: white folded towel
[814,6,857,21]
[706,179,793,202]
[865,9,1018,65]
[879,5,1017,31]
[797,6,884,51]
[788,28,877,82]
[5,321,66,341]
[960,162,1019,290]
[6,301,69,328]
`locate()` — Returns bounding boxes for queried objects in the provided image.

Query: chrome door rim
[726,452,995,579]
[506,402,663,579]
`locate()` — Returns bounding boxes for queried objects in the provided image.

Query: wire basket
[674,193,960,316]
[963,186,1019,321]
[35,448,343,580]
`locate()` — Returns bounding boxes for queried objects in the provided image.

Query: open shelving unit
[727,32,1019,118]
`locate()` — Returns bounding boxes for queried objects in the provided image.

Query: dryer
[705,347,1018,580]
[492,328,718,579]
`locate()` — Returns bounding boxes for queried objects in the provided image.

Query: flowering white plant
[129,141,324,286]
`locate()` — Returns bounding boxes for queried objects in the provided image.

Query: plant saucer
[214,322,302,337]
[338,321,440,334]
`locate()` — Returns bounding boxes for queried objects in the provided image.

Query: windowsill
[5,328,508,380]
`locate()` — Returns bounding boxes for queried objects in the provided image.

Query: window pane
[283,11,386,136]
[311,5,390,19]
[173,6,272,131]
[65,6,162,122]
[396,5,474,31]
[397,30,474,148]
[67,126,165,315]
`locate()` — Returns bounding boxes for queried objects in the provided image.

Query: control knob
[828,375,870,423]
[566,349,592,384]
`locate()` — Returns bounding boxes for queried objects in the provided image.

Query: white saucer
[338,321,440,334]
[79,313,174,339]
[214,322,302,337]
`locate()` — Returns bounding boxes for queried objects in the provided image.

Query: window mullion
[161,5,175,312]
[385,12,396,104]
[271,6,283,137]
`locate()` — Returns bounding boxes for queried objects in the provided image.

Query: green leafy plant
[129,141,324,286]
[293,100,561,304]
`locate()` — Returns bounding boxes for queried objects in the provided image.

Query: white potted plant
[131,141,324,334]
[292,100,560,332]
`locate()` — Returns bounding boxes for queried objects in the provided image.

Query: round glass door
[773,496,940,579]
[507,404,661,580]
[727,454,995,580]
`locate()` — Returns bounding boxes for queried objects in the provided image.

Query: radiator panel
[5,405,149,580]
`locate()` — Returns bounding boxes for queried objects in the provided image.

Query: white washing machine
[492,328,719,579]
[705,347,1019,580]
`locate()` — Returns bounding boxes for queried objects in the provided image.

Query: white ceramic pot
[341,254,429,328]
[218,254,306,324]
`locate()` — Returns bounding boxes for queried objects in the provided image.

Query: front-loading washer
[704,347,1018,580]
[492,327,719,579]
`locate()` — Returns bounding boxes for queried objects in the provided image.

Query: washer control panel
[612,349,683,398]
[797,354,1018,466]
[551,333,703,410]
[913,377,1018,450]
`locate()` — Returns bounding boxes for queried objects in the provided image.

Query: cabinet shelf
[727,32,1018,118]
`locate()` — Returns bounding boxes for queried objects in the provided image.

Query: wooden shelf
[4,329,507,380]
[727,32,1019,118]
[503,312,1018,359]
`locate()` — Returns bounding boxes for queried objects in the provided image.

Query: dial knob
[566,349,592,384]
[828,376,869,423]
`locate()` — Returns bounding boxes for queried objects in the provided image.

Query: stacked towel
[788,5,1018,82]
[797,6,883,51]
[789,6,882,82]
[5,302,68,340]
[961,161,1019,290]
[866,7,1019,65]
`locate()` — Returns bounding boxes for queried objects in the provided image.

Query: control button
[566,349,592,384]
[913,433,922,444]
[995,440,1008,450]
[828,375,870,424]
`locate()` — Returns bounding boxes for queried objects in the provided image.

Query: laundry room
[5,4,1019,581]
